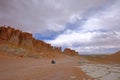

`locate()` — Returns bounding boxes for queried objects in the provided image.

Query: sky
[0,0,120,55]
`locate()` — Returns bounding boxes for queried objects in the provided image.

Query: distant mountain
[0,25,78,58]
[82,51,120,64]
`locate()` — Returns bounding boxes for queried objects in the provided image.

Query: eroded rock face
[0,26,34,47]
[0,26,20,44]
[0,26,78,57]
[63,48,78,56]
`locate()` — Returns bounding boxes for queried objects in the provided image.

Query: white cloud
[0,0,108,33]
[82,0,120,32]
[0,0,120,54]
[46,0,120,54]
[46,31,94,47]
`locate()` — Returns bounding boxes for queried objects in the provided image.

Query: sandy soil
[0,54,93,80]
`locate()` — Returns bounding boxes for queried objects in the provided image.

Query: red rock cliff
[63,48,78,56]
[0,26,78,57]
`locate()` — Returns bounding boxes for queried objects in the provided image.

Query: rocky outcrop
[0,26,34,48]
[63,48,78,56]
[0,26,78,57]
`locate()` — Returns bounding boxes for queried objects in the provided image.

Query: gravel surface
[79,63,120,80]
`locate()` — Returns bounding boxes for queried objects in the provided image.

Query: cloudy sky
[0,0,120,55]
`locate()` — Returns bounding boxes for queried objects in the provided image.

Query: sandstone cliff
[63,48,78,56]
[0,26,78,57]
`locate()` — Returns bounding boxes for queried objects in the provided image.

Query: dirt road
[0,55,93,80]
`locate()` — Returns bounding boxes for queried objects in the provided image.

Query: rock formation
[0,25,78,57]
[63,48,78,56]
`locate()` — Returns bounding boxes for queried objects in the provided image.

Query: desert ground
[79,63,120,80]
[78,58,120,80]
[0,53,120,80]
[0,54,93,80]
